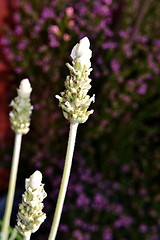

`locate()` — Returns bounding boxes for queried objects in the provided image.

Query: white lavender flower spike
[16,171,47,239]
[9,78,33,134]
[56,36,95,123]
[49,37,94,240]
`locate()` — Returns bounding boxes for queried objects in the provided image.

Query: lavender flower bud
[25,170,43,190]
[56,37,95,123]
[71,37,92,68]
[9,78,33,134]
[16,171,47,238]
[18,78,32,98]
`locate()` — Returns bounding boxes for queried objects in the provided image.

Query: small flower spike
[16,171,47,239]
[56,37,95,123]
[9,78,33,134]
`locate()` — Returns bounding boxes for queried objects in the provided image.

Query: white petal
[78,56,91,68]
[70,43,78,60]
[79,37,90,49]
[25,171,42,190]
[18,78,32,98]
[70,37,91,59]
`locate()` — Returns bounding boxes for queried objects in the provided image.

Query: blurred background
[0,0,160,239]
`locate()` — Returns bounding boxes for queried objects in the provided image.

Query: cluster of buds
[16,171,47,238]
[56,37,95,124]
[9,78,33,134]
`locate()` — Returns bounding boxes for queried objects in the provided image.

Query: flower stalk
[48,123,78,240]
[1,133,22,240]
[49,37,94,240]
[1,79,32,240]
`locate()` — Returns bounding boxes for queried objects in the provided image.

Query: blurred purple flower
[14,25,23,35]
[93,193,107,211]
[137,83,147,95]
[114,203,123,214]
[59,224,69,233]
[148,235,159,240]
[114,215,134,229]
[13,12,21,23]
[41,7,54,19]
[119,30,129,39]
[123,43,132,57]
[23,2,33,14]
[139,224,148,233]
[153,39,160,48]
[102,227,113,240]
[110,58,120,73]
[73,230,90,240]
[0,36,10,46]
[17,39,28,50]
[15,67,23,74]
[76,193,90,207]
[66,6,74,17]
[104,0,112,5]
[48,25,60,36]
[2,47,14,61]
[102,41,117,49]
[120,94,131,104]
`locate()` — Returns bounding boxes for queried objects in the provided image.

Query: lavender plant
[1,37,94,240]
[1,79,33,240]
[49,36,94,240]
[0,79,47,240]
[1,0,160,239]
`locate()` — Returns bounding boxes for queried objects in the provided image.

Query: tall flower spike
[56,37,95,123]
[48,37,94,240]
[16,171,47,239]
[9,78,33,134]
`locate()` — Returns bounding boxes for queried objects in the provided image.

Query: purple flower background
[1,0,160,239]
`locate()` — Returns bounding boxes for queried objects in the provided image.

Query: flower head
[9,78,33,134]
[56,37,95,123]
[16,171,47,238]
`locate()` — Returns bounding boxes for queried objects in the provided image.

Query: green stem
[1,133,23,240]
[9,228,17,240]
[48,123,79,240]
